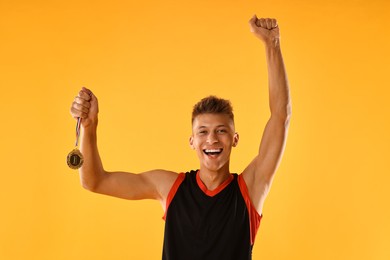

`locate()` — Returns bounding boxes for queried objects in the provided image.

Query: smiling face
[190,113,239,173]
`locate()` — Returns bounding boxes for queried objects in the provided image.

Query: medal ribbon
[75,117,81,147]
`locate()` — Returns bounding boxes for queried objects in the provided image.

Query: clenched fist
[70,87,99,128]
[249,15,280,47]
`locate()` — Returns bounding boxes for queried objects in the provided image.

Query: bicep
[93,170,178,202]
[256,115,290,182]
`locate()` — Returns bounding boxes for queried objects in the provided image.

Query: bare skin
[243,16,291,214]
[70,15,291,215]
[190,113,239,191]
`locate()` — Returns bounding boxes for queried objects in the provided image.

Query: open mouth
[203,148,223,156]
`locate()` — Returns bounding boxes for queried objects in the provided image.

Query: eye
[198,130,207,135]
[217,129,227,134]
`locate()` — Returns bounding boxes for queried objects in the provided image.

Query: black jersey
[162,170,262,260]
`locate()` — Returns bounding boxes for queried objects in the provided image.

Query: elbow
[272,104,292,126]
[284,99,292,118]
[81,180,99,192]
[285,104,292,125]
[80,174,104,193]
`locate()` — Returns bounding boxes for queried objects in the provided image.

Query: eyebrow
[197,125,227,129]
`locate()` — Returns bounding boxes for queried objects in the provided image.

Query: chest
[166,175,249,237]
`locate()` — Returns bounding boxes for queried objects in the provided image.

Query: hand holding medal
[67,87,96,170]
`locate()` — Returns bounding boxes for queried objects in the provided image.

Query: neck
[198,163,231,191]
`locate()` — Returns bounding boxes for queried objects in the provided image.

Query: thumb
[248,14,258,25]
[82,86,93,97]
[89,90,99,114]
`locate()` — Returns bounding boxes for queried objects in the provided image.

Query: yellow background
[1,0,389,259]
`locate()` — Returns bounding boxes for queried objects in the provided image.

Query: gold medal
[67,117,83,170]
[67,148,84,169]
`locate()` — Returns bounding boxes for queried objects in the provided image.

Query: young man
[70,15,291,260]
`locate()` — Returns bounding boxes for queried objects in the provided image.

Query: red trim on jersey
[237,174,263,245]
[196,170,234,197]
[163,173,185,220]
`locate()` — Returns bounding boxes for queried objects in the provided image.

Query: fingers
[72,99,89,113]
[256,18,265,28]
[74,96,91,109]
[70,88,93,119]
[250,15,278,30]
[271,19,278,28]
[70,106,88,119]
[79,87,92,101]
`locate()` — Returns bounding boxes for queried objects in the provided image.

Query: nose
[206,132,219,144]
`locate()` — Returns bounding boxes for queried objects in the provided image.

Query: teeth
[205,149,222,153]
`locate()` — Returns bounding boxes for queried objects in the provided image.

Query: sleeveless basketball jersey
[162,170,262,260]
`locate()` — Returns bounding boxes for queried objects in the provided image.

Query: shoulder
[149,169,196,190]
[158,170,195,212]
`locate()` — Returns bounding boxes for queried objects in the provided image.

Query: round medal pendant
[67,148,84,169]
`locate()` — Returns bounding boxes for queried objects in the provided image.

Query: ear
[189,136,195,149]
[232,132,239,147]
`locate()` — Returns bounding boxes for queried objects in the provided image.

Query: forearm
[265,42,291,119]
[79,122,106,191]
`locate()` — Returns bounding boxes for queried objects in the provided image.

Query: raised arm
[242,16,292,214]
[70,88,177,209]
